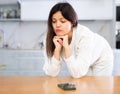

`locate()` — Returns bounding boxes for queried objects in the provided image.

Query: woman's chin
[56,33,66,36]
[56,34,63,36]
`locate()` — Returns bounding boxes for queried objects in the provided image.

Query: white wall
[0,20,115,50]
[0,21,47,49]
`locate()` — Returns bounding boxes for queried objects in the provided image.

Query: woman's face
[52,11,73,36]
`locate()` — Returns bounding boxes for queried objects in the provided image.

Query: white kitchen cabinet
[20,1,57,21]
[20,0,114,21]
[0,49,70,76]
[70,0,113,20]
[0,49,119,76]
[0,50,45,76]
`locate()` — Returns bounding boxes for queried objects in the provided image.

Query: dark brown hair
[46,2,78,58]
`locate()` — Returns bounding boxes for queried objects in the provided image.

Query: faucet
[39,41,44,49]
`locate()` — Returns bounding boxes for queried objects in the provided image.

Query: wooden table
[0,76,120,94]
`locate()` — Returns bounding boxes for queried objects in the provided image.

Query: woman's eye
[61,20,66,23]
[52,20,56,23]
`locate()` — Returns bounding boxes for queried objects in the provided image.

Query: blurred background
[0,0,119,76]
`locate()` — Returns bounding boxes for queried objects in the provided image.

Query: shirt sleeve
[43,54,62,77]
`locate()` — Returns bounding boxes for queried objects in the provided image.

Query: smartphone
[57,83,76,90]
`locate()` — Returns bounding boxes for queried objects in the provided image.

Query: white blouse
[43,24,114,78]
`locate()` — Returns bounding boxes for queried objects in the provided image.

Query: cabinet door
[21,1,57,21]
[20,0,113,21]
[0,50,45,76]
[69,0,113,20]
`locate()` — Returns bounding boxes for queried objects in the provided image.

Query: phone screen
[58,83,76,90]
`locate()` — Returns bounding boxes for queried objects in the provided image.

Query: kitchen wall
[0,21,47,50]
[0,20,115,50]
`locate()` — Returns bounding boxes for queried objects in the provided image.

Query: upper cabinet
[20,0,114,21]
[0,2,20,21]
[20,1,56,21]
[70,0,113,20]
[0,0,113,21]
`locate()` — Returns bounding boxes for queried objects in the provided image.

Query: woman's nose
[56,21,61,27]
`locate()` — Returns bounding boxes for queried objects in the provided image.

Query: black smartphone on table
[57,82,76,90]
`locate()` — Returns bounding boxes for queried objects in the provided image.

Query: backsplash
[0,21,47,50]
[0,20,115,50]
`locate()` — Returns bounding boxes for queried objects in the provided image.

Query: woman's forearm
[53,48,61,60]
[64,46,72,58]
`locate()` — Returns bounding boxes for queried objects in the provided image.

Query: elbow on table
[71,75,84,78]
[44,70,59,77]
[71,72,85,78]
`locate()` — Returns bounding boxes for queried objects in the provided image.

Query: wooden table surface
[0,76,120,94]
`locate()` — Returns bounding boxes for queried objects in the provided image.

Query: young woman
[43,2,113,78]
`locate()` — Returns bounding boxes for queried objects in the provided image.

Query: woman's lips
[56,29,62,32]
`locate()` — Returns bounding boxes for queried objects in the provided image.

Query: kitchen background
[0,0,120,76]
